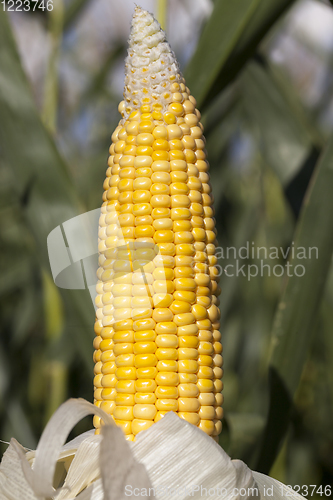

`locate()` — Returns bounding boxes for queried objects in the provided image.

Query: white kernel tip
[123,6,183,119]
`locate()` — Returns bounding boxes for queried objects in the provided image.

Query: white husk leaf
[0,399,306,500]
[132,412,257,500]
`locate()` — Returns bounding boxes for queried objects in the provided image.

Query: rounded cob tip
[121,6,183,121]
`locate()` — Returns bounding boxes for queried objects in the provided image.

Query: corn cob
[93,7,223,441]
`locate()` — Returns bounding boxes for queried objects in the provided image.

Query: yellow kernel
[136,167,153,178]
[119,155,135,168]
[215,407,223,420]
[171,195,191,208]
[154,411,167,422]
[184,114,198,127]
[101,351,115,364]
[213,330,222,342]
[156,360,178,372]
[178,398,200,412]
[179,336,199,348]
[134,156,153,169]
[215,393,223,406]
[183,99,195,114]
[129,110,141,121]
[101,388,117,401]
[158,242,176,256]
[155,348,178,361]
[197,366,214,379]
[155,322,177,334]
[136,133,154,146]
[132,419,154,435]
[152,150,169,161]
[179,373,197,383]
[132,341,155,354]
[174,278,196,291]
[113,344,133,357]
[198,355,213,367]
[169,139,184,150]
[140,104,151,113]
[150,209,170,222]
[112,332,134,344]
[214,343,223,356]
[170,160,187,172]
[134,214,153,225]
[133,404,157,420]
[133,203,152,216]
[134,354,157,368]
[198,393,215,405]
[116,380,136,393]
[170,300,191,314]
[185,150,197,164]
[155,372,179,386]
[153,229,174,243]
[169,150,185,161]
[173,312,196,327]
[136,367,158,379]
[119,167,135,180]
[135,379,157,392]
[178,359,198,373]
[152,160,170,172]
[153,138,169,151]
[138,121,154,133]
[152,111,163,120]
[155,386,178,398]
[168,102,184,116]
[178,412,200,426]
[178,383,199,398]
[198,342,214,356]
[151,171,171,184]
[150,194,171,208]
[199,420,215,435]
[155,335,178,348]
[136,145,153,156]
[152,126,168,139]
[126,121,139,135]
[134,330,156,344]
[123,145,137,156]
[152,308,174,323]
[214,379,223,393]
[178,348,198,360]
[116,366,136,379]
[153,294,173,308]
[198,331,213,342]
[164,112,176,124]
[101,374,117,388]
[155,399,178,411]
[115,394,135,406]
[133,318,156,331]
[113,406,133,421]
[166,124,183,140]
[153,218,173,230]
[150,183,170,195]
[133,177,152,191]
[197,379,214,392]
[134,393,156,404]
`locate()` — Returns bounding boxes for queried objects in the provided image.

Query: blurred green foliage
[0,0,333,493]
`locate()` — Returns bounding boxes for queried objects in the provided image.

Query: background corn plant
[0,0,333,493]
